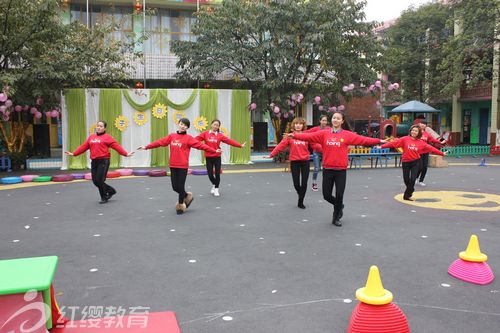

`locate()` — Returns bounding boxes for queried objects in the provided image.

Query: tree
[438,0,499,97]
[382,3,453,102]
[172,0,382,141]
[0,0,138,159]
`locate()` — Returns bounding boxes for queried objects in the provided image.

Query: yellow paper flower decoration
[172,110,187,124]
[219,126,229,137]
[152,103,168,119]
[194,116,208,132]
[114,115,129,132]
[133,111,148,126]
[89,123,97,135]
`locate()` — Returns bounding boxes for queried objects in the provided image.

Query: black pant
[417,153,429,182]
[91,158,115,200]
[322,169,347,213]
[290,160,309,200]
[205,157,221,188]
[402,159,421,199]
[170,168,188,204]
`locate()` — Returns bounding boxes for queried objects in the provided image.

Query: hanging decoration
[219,126,229,137]
[171,110,186,124]
[135,82,144,89]
[114,115,129,132]
[152,103,168,119]
[133,111,148,126]
[134,0,142,13]
[193,116,208,132]
[89,123,97,135]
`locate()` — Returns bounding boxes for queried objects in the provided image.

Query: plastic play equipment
[21,175,39,182]
[133,169,149,176]
[116,168,133,176]
[52,175,75,182]
[448,235,494,285]
[1,176,23,184]
[71,173,85,179]
[347,266,410,333]
[148,169,168,177]
[106,171,121,178]
[33,176,53,182]
[191,169,208,175]
[84,173,92,180]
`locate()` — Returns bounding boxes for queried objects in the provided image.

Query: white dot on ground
[343,299,353,303]
[98,213,103,216]
[361,215,366,218]
[272,290,277,294]
[93,234,101,237]
[355,244,362,246]
[56,192,60,194]
[188,259,197,263]
[170,229,175,232]
[89,268,98,272]
[269,203,275,206]
[302,219,308,222]
[158,210,164,213]
[364,186,369,188]
[411,210,416,213]
[279,251,286,254]
[46,203,51,205]
[266,182,270,184]
[421,235,428,238]
[480,229,487,231]
[240,224,245,227]
[245,192,251,194]
[149,197,154,200]
[216,207,221,209]
[259,237,264,240]
[199,194,204,197]
[441,283,451,288]
[146,187,151,190]
[222,316,233,321]
[12,239,20,243]
[24,225,30,229]
[363,197,368,200]
[33,217,39,219]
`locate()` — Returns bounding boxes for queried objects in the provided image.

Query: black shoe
[332,210,342,226]
[99,198,108,204]
[403,196,414,201]
[107,189,117,200]
[338,204,344,220]
[298,198,306,209]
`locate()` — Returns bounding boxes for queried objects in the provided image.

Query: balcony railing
[459,81,492,101]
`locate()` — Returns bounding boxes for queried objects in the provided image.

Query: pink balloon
[348,83,355,90]
[388,84,394,91]
[369,85,375,91]
[375,80,382,87]
[0,93,7,102]
[376,101,381,106]
[273,106,280,113]
[0,105,6,113]
[5,99,12,107]
[2,114,9,121]
[342,86,349,92]
[291,94,297,101]
[314,96,321,104]
[297,93,304,100]
[338,105,345,111]
[318,105,324,111]
[51,110,59,118]
[45,111,52,118]
[14,105,22,112]
[393,83,399,89]
[35,111,42,119]
[283,112,289,119]
[250,102,257,110]
[30,107,38,114]
[290,101,296,107]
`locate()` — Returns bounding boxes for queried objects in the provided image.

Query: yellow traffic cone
[355,265,393,305]
[459,235,487,263]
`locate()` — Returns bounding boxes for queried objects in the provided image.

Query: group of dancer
[66,111,446,225]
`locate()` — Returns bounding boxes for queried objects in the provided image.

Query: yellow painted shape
[395,191,500,212]
[459,235,487,262]
[355,265,393,305]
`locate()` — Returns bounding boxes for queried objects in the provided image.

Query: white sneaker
[210,185,215,194]
[214,188,220,197]
[419,182,426,187]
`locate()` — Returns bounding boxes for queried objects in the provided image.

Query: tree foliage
[172,0,382,140]
[0,0,138,154]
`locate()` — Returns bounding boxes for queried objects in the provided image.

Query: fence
[440,145,491,157]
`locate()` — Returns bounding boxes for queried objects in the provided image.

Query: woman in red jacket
[268,117,321,209]
[305,115,331,192]
[289,111,385,226]
[138,118,219,215]
[416,120,444,186]
[195,119,245,197]
[65,120,134,204]
[381,125,446,201]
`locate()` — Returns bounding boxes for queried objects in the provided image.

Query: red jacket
[145,132,217,169]
[381,136,444,162]
[270,137,322,161]
[293,129,381,169]
[195,131,243,158]
[73,133,129,160]
[421,131,441,146]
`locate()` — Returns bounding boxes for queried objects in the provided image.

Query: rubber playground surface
[1,156,499,332]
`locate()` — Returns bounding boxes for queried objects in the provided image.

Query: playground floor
[1,156,500,332]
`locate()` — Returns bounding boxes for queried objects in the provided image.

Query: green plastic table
[0,256,59,329]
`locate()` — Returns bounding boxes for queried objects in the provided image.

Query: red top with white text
[381,136,444,162]
[195,130,243,158]
[73,133,129,160]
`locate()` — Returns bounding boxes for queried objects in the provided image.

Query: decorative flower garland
[133,111,148,126]
[193,116,208,132]
[152,103,168,119]
[171,110,187,124]
[114,115,129,132]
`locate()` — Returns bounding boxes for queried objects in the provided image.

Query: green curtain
[199,89,218,164]
[65,89,87,169]
[230,90,251,164]
[122,89,159,111]
[99,89,123,168]
[150,89,169,167]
